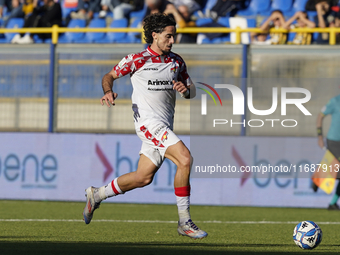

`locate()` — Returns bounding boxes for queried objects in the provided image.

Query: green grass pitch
[1,200,340,255]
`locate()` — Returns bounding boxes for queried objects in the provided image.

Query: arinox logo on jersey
[148,80,172,86]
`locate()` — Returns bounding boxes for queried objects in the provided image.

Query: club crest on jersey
[171,66,177,73]
[161,131,168,142]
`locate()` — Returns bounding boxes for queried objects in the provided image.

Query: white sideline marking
[1,219,340,225]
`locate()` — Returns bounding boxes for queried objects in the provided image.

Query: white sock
[176,195,191,225]
[94,178,124,203]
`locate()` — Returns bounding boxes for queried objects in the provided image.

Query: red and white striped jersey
[113,46,192,129]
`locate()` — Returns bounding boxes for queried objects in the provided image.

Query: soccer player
[316,92,340,210]
[82,13,208,239]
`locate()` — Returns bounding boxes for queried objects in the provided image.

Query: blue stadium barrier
[58,76,75,97]
[0,18,24,43]
[59,19,87,43]
[127,18,142,43]
[285,0,309,16]
[96,18,128,43]
[199,17,255,44]
[61,0,78,20]
[196,17,213,27]
[73,18,106,43]
[0,74,12,96]
[74,76,96,97]
[13,76,34,96]
[269,0,294,16]
[0,64,49,97]
[196,17,214,44]
[202,0,217,16]
[237,0,271,16]
[287,31,296,43]
[216,17,231,43]
[129,4,147,19]
[33,76,49,97]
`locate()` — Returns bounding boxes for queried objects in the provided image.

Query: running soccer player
[316,91,340,210]
[82,13,207,239]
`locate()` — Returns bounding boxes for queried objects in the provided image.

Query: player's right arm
[316,112,325,149]
[100,68,119,108]
[317,98,334,149]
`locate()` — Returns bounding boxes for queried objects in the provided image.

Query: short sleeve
[113,54,135,77]
[322,98,335,116]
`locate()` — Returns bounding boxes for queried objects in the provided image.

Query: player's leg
[327,139,340,210]
[101,154,159,195]
[83,154,159,224]
[164,141,208,239]
[328,180,340,210]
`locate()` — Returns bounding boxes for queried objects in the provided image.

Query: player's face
[153,26,176,55]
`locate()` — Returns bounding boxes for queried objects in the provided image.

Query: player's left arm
[172,80,196,99]
[186,82,196,99]
[173,59,196,99]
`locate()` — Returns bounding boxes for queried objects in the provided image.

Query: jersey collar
[147,46,159,56]
[147,45,171,56]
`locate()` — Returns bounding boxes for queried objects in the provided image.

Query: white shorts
[136,122,181,167]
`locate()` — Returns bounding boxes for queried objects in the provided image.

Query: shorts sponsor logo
[161,131,168,142]
[140,125,164,147]
[154,126,166,136]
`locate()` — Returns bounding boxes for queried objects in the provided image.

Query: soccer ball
[293,221,322,250]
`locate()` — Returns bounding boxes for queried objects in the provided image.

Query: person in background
[306,0,338,40]
[70,0,100,21]
[316,0,333,28]
[168,0,200,16]
[316,90,340,210]
[22,0,34,16]
[283,11,316,45]
[251,10,286,45]
[11,0,62,43]
[144,0,191,29]
[99,0,143,19]
[144,0,173,17]
[2,0,24,27]
[0,0,11,18]
[99,0,119,18]
[166,3,197,43]
[207,0,245,20]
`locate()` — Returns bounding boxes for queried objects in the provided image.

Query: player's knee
[141,176,153,187]
[178,153,192,171]
[135,174,153,187]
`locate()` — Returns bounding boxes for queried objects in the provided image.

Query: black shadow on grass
[0,236,41,239]
[0,242,334,255]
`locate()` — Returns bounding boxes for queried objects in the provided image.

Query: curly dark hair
[143,13,176,44]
